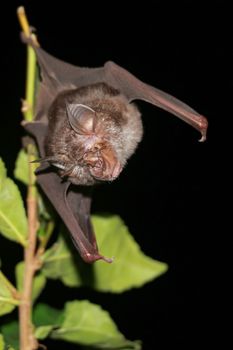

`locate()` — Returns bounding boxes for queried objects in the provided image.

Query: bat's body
[45,82,143,185]
[23,35,208,263]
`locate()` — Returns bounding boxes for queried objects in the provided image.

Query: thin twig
[19,144,39,350]
[17,7,39,350]
[17,6,38,122]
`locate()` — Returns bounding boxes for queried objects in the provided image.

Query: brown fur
[45,82,143,185]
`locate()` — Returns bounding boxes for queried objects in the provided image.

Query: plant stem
[24,45,37,121]
[19,146,38,350]
[17,6,39,122]
[17,7,39,350]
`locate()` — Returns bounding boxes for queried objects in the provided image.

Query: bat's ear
[66,103,96,135]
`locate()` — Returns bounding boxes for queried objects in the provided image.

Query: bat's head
[44,102,124,185]
[66,102,124,184]
[43,83,143,185]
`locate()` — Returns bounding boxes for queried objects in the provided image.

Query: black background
[0,1,228,349]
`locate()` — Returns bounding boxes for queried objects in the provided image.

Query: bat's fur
[45,82,143,185]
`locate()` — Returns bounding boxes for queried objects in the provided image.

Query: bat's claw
[21,98,32,113]
[82,252,113,264]
[101,255,114,263]
[20,29,39,47]
[198,134,206,142]
[198,115,208,142]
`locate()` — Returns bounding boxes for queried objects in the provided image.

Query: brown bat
[23,35,208,263]
[43,82,143,185]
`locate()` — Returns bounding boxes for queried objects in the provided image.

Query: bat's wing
[39,170,108,263]
[102,62,208,141]
[28,37,207,139]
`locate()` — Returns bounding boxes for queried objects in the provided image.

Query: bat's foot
[21,98,31,113]
[20,29,40,47]
[82,252,114,264]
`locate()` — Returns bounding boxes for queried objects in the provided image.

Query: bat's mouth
[82,145,122,182]
[90,160,122,181]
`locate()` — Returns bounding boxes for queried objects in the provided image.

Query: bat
[22,34,208,263]
[43,82,143,185]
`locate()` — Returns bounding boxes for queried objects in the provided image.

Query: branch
[17,7,39,350]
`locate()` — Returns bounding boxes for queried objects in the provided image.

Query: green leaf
[51,300,139,349]
[14,149,29,185]
[42,234,81,287]
[91,340,141,349]
[0,159,7,183]
[37,192,54,221]
[32,274,46,302]
[0,333,16,350]
[15,262,46,303]
[0,321,19,350]
[42,215,168,292]
[35,326,54,340]
[14,146,38,186]
[0,271,19,316]
[0,334,5,350]
[0,158,27,246]
[91,215,168,292]
[33,303,64,340]
[33,303,64,327]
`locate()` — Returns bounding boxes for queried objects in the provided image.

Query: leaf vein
[0,210,26,246]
